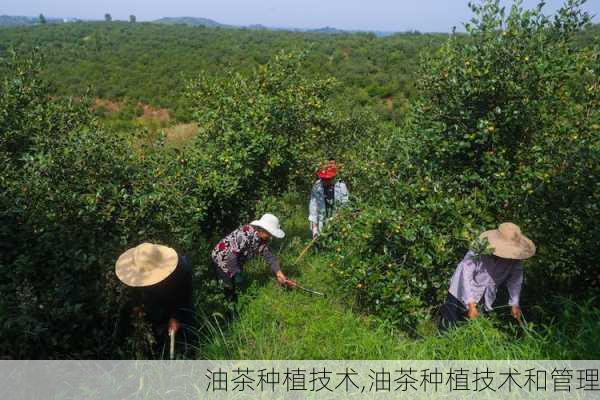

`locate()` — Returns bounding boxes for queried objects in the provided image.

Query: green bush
[185,51,358,229]
[413,0,599,293]
[0,49,364,358]
[325,0,599,329]
[1,50,145,357]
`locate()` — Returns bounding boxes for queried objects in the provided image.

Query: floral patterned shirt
[211,224,280,278]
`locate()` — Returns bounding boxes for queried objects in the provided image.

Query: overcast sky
[2,0,598,32]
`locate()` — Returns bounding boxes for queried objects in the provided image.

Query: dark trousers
[438,293,468,332]
[212,263,238,302]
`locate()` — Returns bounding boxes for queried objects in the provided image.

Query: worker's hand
[467,303,480,319]
[285,279,297,287]
[311,223,319,239]
[168,318,179,335]
[276,271,288,285]
[511,305,522,320]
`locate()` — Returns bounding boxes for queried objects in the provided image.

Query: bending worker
[439,222,536,330]
[309,158,349,239]
[115,242,193,355]
[212,213,295,301]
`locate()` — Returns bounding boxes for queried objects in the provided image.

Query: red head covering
[317,166,337,180]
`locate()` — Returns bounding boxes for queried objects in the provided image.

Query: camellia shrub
[0,50,215,357]
[413,0,599,294]
[0,49,365,357]
[323,189,493,328]
[324,0,598,329]
[1,50,148,357]
[185,51,351,231]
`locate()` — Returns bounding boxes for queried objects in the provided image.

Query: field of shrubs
[0,0,598,358]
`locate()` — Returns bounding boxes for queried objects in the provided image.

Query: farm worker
[439,223,536,331]
[212,213,295,301]
[115,243,193,354]
[309,158,349,238]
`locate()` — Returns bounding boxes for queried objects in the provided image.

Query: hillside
[0,21,447,121]
[153,16,228,27]
[0,0,598,360]
[0,15,38,26]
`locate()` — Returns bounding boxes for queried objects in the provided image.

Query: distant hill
[306,26,347,35]
[153,17,228,28]
[246,24,269,30]
[0,14,397,35]
[0,15,38,26]
[0,15,75,26]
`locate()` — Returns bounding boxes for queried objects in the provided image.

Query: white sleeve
[308,183,319,224]
[338,182,349,205]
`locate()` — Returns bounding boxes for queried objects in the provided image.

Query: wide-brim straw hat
[250,213,285,239]
[480,222,536,260]
[115,243,178,287]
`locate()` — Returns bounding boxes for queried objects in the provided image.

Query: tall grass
[198,255,599,360]
[196,195,599,360]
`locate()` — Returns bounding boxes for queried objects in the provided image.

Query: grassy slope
[199,201,401,359]
[200,252,403,359]
[197,197,600,360]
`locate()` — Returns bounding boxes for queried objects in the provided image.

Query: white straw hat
[250,213,285,239]
[480,223,536,260]
[115,243,178,287]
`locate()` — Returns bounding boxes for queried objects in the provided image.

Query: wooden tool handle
[169,330,175,360]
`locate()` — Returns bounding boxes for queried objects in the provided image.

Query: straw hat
[115,243,178,287]
[479,223,536,260]
[250,213,285,239]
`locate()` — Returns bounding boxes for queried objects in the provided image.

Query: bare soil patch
[92,98,122,113]
[385,96,393,112]
[164,123,199,147]
[138,103,171,124]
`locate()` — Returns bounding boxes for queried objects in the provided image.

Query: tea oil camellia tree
[1,49,364,357]
[0,50,216,358]
[324,0,599,329]
[414,0,599,293]
[185,51,349,230]
[1,50,147,357]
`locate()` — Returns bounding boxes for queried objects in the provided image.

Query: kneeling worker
[439,223,536,330]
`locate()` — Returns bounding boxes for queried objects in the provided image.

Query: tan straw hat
[479,222,536,260]
[115,243,178,287]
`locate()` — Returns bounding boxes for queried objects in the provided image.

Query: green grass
[200,253,405,359]
[197,195,600,360]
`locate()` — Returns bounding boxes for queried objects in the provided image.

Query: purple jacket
[448,251,523,311]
